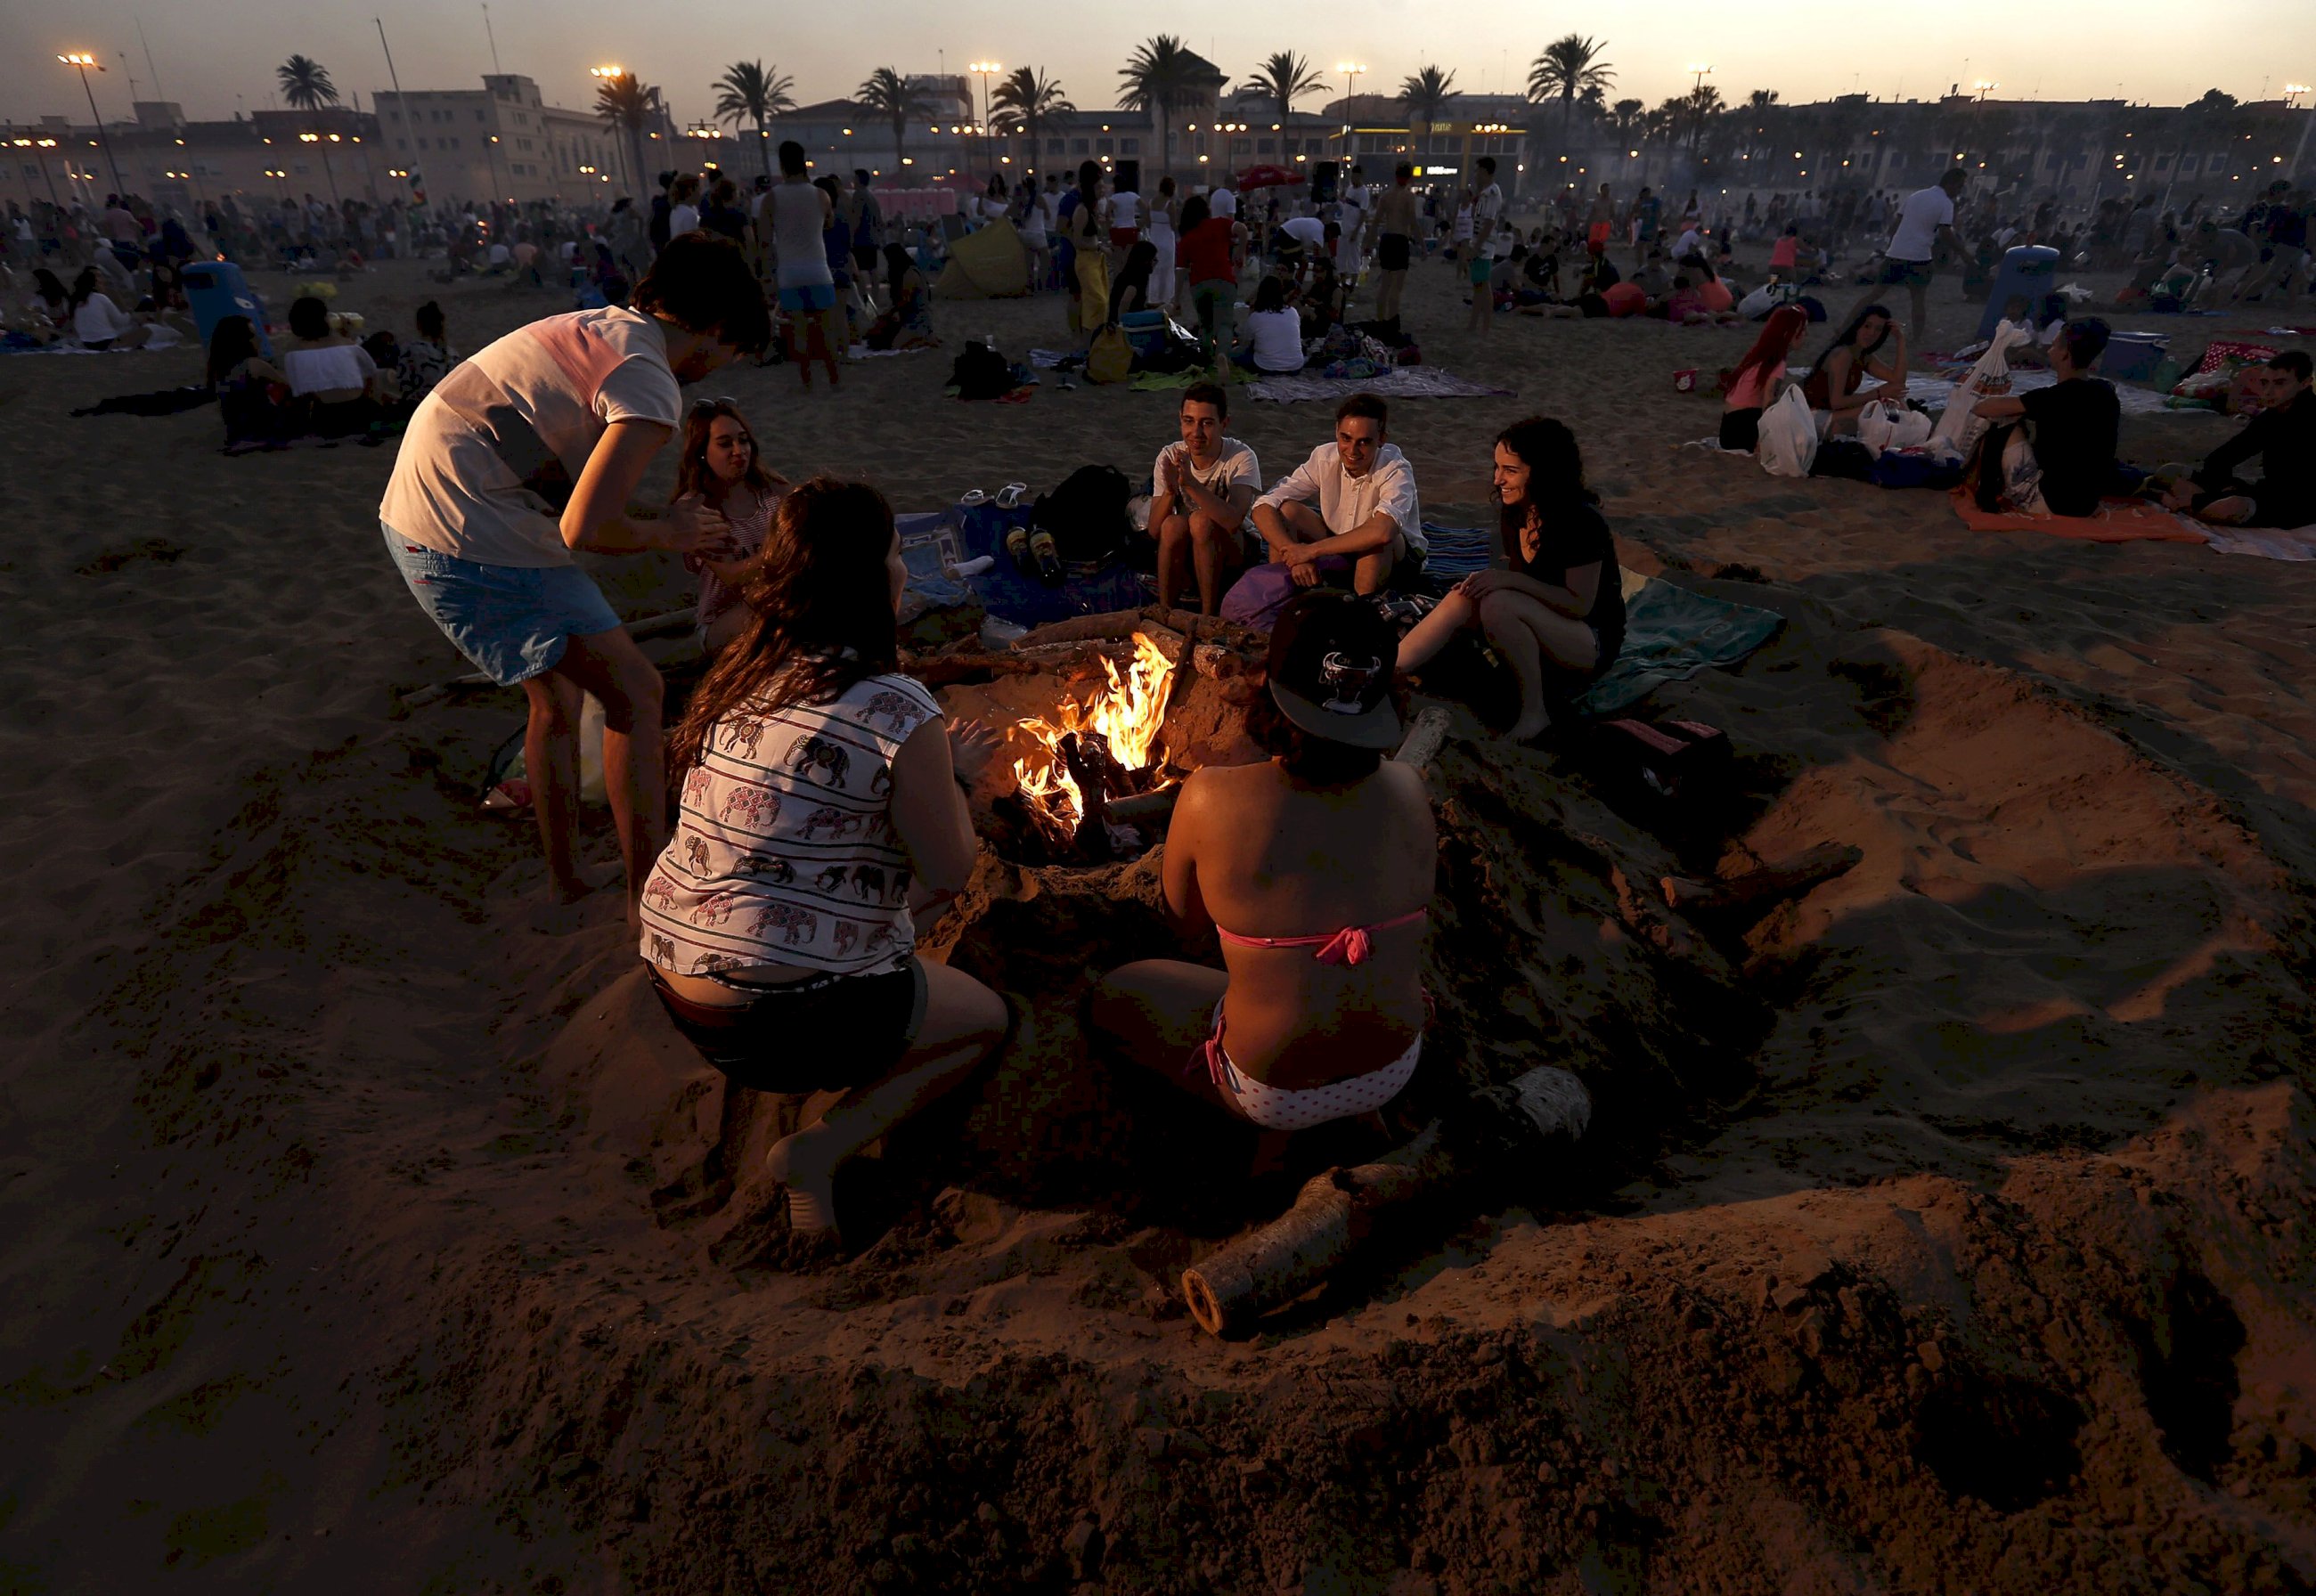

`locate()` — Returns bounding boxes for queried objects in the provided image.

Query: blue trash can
[1978,245,2060,342]
[180,260,273,359]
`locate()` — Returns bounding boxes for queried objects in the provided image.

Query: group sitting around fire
[378,232,1651,1243]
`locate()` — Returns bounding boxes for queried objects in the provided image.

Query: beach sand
[3,248,2314,1593]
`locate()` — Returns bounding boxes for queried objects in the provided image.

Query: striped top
[638,672,942,980]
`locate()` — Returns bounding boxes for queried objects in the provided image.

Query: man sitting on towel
[1149,381,1263,615]
[2164,350,2316,530]
[1250,392,1425,595]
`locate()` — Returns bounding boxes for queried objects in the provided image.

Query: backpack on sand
[1032,464,1136,566]
[1085,324,1134,385]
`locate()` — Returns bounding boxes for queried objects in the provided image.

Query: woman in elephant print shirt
[639,478,1012,1243]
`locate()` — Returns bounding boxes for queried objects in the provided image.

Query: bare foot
[764,1124,843,1239]
[1505,708,1553,743]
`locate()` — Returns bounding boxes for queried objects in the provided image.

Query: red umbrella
[1235,164,1304,191]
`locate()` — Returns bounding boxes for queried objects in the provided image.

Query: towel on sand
[1948,491,2208,544]
[1578,571,1784,716]
[2200,524,2316,561]
[1246,366,1514,403]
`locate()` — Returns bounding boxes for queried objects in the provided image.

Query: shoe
[958,488,991,507]
[994,482,1029,509]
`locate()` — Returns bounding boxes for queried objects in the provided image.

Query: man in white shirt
[1211,185,1237,219]
[1278,211,1326,284]
[1149,381,1263,615]
[1252,392,1424,594]
[1877,167,1965,340]
[1467,156,1507,332]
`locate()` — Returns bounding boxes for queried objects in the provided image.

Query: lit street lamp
[968,61,1000,174]
[1334,61,1367,143]
[57,53,126,197]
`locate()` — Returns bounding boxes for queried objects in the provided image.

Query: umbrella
[1235,164,1304,191]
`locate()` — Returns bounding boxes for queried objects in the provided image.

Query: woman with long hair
[675,398,789,655]
[1395,416,1626,741]
[1108,238,1158,322]
[877,241,936,348]
[1070,159,1110,348]
[206,314,290,448]
[1090,591,1434,1140]
[641,477,1010,1243]
[1146,175,1180,313]
[66,265,146,350]
[1720,304,1809,452]
[1802,301,1907,435]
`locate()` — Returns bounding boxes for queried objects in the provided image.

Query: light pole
[2289,86,2314,183]
[968,61,1000,176]
[57,53,126,198]
[1334,61,1366,166]
[12,136,63,208]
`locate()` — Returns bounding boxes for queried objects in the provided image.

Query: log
[1012,610,1146,649]
[1105,786,1182,822]
[1179,1064,1592,1337]
[1661,843,1863,924]
[1391,706,1453,772]
[901,651,1051,690]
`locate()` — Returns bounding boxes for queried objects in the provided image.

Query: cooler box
[181,261,274,358]
[1119,310,1170,356]
[2101,330,2170,383]
[1977,245,2060,341]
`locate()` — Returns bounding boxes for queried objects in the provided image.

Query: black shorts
[852,245,879,273]
[649,957,926,1094]
[1879,257,1935,289]
[1378,232,1412,272]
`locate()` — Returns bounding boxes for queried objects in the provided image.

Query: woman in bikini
[676,398,788,655]
[1802,301,1907,436]
[1090,591,1433,1135]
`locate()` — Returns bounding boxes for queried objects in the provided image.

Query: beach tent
[934,218,1030,299]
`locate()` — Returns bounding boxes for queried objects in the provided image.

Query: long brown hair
[667,477,901,778]
[671,397,785,503]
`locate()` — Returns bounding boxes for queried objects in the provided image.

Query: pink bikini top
[1216,908,1427,967]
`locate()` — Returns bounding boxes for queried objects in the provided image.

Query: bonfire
[1006,631,1179,855]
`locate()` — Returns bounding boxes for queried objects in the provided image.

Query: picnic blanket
[1245,366,1515,403]
[1948,491,2209,544]
[1902,369,2183,418]
[2199,523,2316,561]
[1417,524,1493,582]
[1577,571,1785,716]
[1129,365,1250,392]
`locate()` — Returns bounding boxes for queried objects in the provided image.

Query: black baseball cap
[1265,591,1403,751]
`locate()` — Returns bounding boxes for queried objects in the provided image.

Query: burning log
[1179,1065,1594,1337]
[1056,732,1116,859]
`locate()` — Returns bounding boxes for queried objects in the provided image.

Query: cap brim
[1269,680,1404,752]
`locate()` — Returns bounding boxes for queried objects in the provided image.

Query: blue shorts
[778,282,836,313]
[381,523,620,686]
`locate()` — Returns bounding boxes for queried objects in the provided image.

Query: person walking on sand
[1466,157,1505,334]
[768,142,844,389]
[1371,163,1420,331]
[379,233,770,918]
[1871,167,1964,343]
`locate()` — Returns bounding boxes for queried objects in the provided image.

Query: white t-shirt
[379,307,683,568]
[1243,308,1305,371]
[1211,188,1237,218]
[1257,442,1424,550]
[282,342,378,396]
[1888,186,1955,262]
[486,243,512,266]
[1154,436,1261,511]
[1473,183,1504,233]
[1675,227,1703,258]
[669,201,700,237]
[71,294,134,344]
[1281,215,1325,247]
[1108,191,1141,231]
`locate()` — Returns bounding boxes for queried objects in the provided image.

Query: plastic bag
[1858,400,1933,452]
[1757,387,1818,478]
[1929,320,2026,461]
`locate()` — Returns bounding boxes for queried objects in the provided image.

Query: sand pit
[4,255,2316,1593]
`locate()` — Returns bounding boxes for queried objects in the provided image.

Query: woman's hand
[947,718,1007,793]
[658,493,728,556]
[1458,569,1507,598]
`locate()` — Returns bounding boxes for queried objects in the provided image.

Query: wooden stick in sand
[1661,843,1863,923]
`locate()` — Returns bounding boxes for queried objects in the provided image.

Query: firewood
[1661,843,1863,923]
[1392,706,1452,772]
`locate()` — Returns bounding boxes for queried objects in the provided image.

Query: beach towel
[1947,491,2209,544]
[1900,368,2185,419]
[2198,524,2316,561]
[1416,524,1493,582]
[1244,366,1513,403]
[1576,572,1783,715]
[918,503,1152,626]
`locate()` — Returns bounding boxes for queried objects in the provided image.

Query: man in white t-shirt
[1467,157,1506,333]
[1278,212,1326,284]
[379,234,770,916]
[1107,186,1143,253]
[1877,167,1965,340]
[1150,381,1263,615]
[1252,391,1425,594]
[1211,185,1237,219]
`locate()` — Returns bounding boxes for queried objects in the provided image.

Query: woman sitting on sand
[281,294,382,436]
[873,243,938,350]
[1720,305,1809,452]
[640,478,1012,1243]
[1395,416,1626,742]
[680,398,790,655]
[207,314,290,449]
[396,301,456,411]
[66,266,148,351]
[1801,303,1907,436]
[1233,276,1307,374]
[1090,591,1433,1135]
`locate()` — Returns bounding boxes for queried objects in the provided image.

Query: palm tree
[593,71,662,200]
[1119,36,1221,178]
[1399,65,1457,156]
[276,54,343,204]
[714,61,796,178]
[991,67,1073,168]
[856,67,928,175]
[1683,84,1726,152]
[1527,34,1613,149]
[1235,51,1329,130]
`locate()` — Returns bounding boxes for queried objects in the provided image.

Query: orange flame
[1008,631,1178,834]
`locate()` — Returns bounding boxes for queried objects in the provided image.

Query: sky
[4,0,2312,129]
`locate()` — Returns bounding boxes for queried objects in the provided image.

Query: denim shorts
[381,523,620,686]
[778,282,836,313]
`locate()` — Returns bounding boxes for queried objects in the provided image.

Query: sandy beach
[4,248,2315,1593]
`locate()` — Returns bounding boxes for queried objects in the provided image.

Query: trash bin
[1978,245,2060,342]
[180,260,273,358]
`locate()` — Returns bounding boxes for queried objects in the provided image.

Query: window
[1047,137,1064,153]
[451,137,461,149]
[1096,138,1113,153]
[1230,139,1252,157]
[1120,139,1138,154]
[2181,156,2198,174]
[1258,138,1276,154]
[474,110,486,123]
[1072,138,1089,154]
[396,138,407,151]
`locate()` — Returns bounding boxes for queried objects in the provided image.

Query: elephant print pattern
[637,672,941,981]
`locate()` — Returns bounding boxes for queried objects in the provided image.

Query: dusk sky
[4,0,2312,126]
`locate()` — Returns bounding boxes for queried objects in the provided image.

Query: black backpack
[948,340,1015,401]
[1032,464,1135,566]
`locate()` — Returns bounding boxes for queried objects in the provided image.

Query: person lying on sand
[1090,591,1432,1135]
[1250,393,1425,596]
[380,232,769,915]
[640,480,1011,1243]
[1149,381,1262,616]
[2162,350,2316,529]
[1969,319,2118,518]
[1395,417,1625,742]
[679,397,789,656]
[1801,303,1908,437]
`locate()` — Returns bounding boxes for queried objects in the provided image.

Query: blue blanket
[1578,575,1784,715]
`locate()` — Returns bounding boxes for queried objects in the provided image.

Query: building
[374,75,658,206]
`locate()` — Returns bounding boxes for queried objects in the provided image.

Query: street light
[12,134,63,207]
[968,61,1000,173]
[57,53,126,197]
[1334,62,1366,147]
[1973,80,1998,102]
